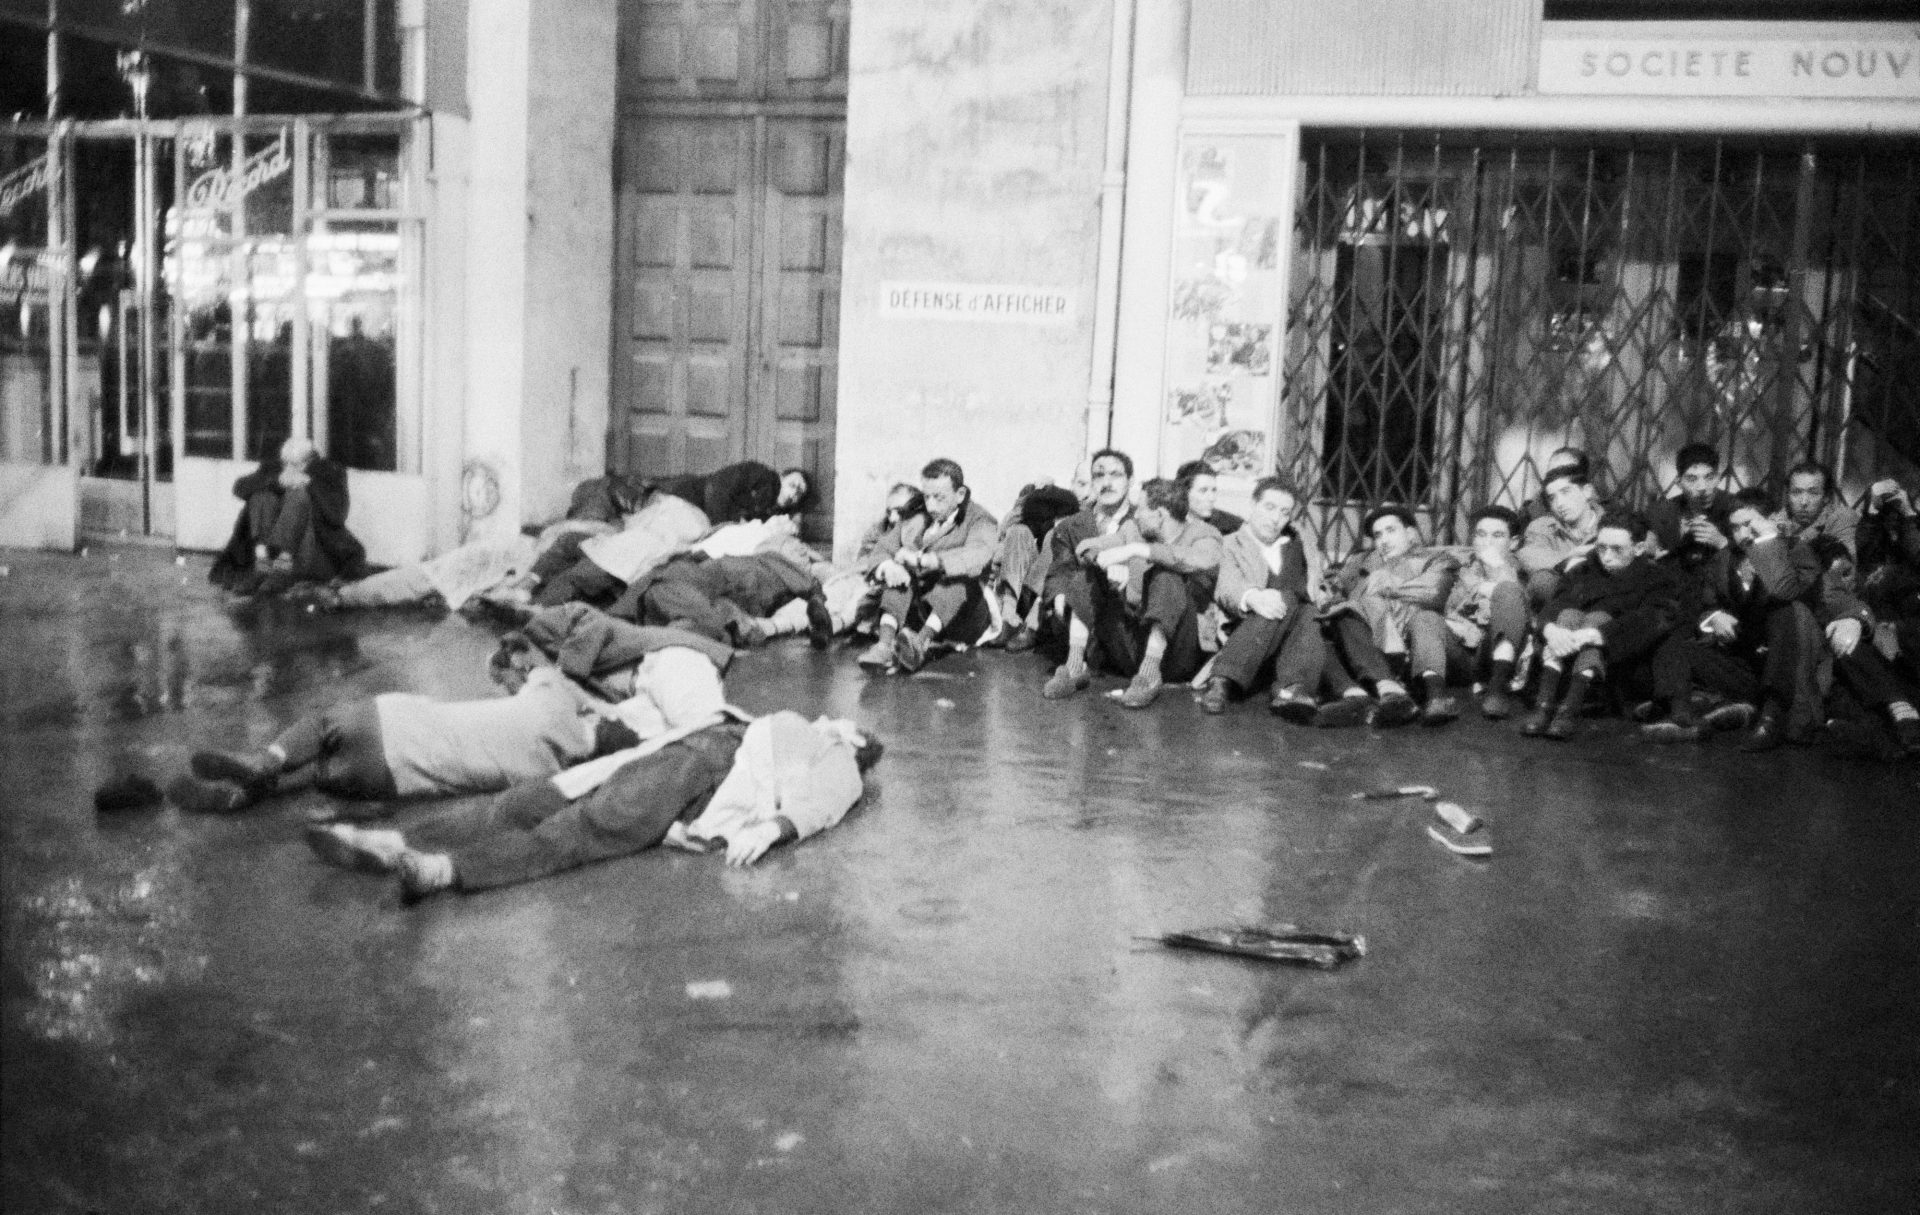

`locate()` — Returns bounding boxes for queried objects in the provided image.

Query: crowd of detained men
[164,434,1920,903]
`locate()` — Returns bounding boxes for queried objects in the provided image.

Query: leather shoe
[893,629,929,674]
[1480,688,1516,719]
[1738,717,1785,752]
[1004,626,1037,653]
[1200,678,1231,715]
[1372,691,1419,728]
[1421,694,1461,727]
[1270,686,1318,725]
[1312,696,1370,728]
[805,594,834,649]
[1544,711,1577,741]
[1041,665,1090,700]
[1119,671,1163,709]
[1702,701,1757,734]
[856,638,896,671]
[1519,705,1554,737]
[1639,720,1702,744]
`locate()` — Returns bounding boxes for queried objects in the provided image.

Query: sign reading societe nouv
[879,281,1075,325]
[1540,21,1920,98]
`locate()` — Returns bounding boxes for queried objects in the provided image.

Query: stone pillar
[452,0,616,544]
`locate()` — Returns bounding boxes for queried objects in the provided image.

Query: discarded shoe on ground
[1144,925,1365,969]
[1427,800,1491,858]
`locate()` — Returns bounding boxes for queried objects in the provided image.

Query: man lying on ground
[304,708,883,900]
[167,620,728,817]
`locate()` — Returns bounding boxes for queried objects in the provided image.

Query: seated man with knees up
[1646,441,1738,585]
[1324,504,1460,727]
[1656,486,1824,751]
[1523,510,1683,741]
[210,436,369,594]
[1200,477,1330,719]
[1043,476,1221,706]
[1806,535,1920,758]
[1857,476,1920,683]
[307,708,883,899]
[858,458,1000,673]
[1442,505,1531,719]
[982,478,1084,652]
[1517,462,1603,609]
[1773,459,1859,558]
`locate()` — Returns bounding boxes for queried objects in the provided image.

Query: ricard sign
[1540,21,1920,98]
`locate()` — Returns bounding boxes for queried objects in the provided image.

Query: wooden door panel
[621,0,759,98]
[613,118,756,478]
[757,119,842,531]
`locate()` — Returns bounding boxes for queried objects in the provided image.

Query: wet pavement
[3,541,1917,1215]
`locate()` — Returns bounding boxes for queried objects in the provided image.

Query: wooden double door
[612,1,847,535]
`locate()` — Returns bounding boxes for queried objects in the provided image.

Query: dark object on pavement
[1146,925,1365,969]
[94,774,164,813]
[1351,784,1437,801]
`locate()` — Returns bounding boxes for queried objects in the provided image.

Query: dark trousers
[1656,601,1820,721]
[533,558,625,609]
[877,576,990,643]
[245,487,340,581]
[1066,566,1206,681]
[1328,612,1397,688]
[626,561,794,642]
[1443,581,1530,684]
[272,699,399,801]
[409,723,747,893]
[1212,610,1327,696]
[1834,643,1913,710]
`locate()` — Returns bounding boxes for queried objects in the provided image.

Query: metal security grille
[1280,131,1920,554]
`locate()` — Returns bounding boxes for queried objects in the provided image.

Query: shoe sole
[303,825,396,874]
[165,775,246,815]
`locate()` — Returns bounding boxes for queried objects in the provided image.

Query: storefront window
[0,134,56,465]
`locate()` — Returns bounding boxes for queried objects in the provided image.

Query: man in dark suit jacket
[211,437,367,592]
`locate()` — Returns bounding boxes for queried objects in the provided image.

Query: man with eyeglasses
[1522,509,1683,740]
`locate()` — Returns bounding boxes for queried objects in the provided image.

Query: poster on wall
[1159,127,1299,496]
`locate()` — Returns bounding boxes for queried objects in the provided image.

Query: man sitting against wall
[1521,509,1683,741]
[1200,476,1331,719]
[1043,476,1222,707]
[1772,459,1859,559]
[1646,441,1738,586]
[210,437,368,594]
[1441,505,1530,720]
[1656,486,1824,751]
[1322,504,1460,727]
[858,458,1001,674]
[1517,461,1603,610]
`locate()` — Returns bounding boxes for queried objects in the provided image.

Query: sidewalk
[3,541,1916,1214]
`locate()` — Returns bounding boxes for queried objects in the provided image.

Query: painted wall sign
[0,155,51,222]
[1539,21,1920,97]
[183,131,293,212]
[879,281,1075,324]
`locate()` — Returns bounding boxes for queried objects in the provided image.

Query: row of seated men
[292,441,1920,761]
[843,443,1920,759]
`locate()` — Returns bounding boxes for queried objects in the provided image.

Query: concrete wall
[833,0,1117,558]
[455,0,616,545]
[521,1,617,525]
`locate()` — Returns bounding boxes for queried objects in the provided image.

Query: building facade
[4,0,1917,564]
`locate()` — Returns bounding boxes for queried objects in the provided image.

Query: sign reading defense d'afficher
[880,281,1076,325]
[1540,21,1920,98]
